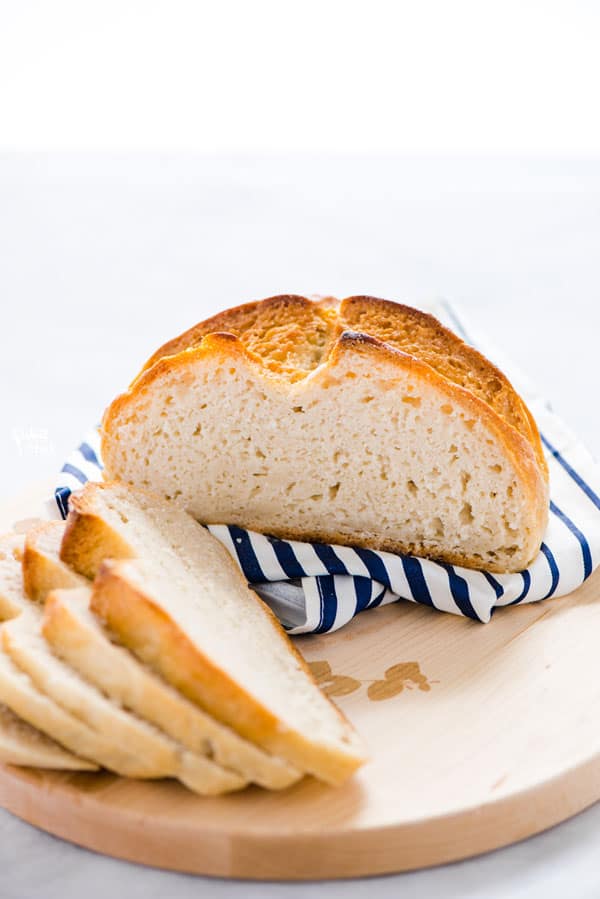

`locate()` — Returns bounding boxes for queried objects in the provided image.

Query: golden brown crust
[90,558,364,785]
[137,295,341,385]
[103,323,549,572]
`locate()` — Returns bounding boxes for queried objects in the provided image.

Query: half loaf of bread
[102,295,548,572]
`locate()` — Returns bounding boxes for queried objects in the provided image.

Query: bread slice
[2,612,246,793]
[0,534,32,619]
[61,482,367,784]
[0,645,143,774]
[0,702,97,770]
[101,299,549,571]
[23,521,88,602]
[43,589,300,789]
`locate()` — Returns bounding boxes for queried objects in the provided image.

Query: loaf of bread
[60,481,367,785]
[102,295,549,573]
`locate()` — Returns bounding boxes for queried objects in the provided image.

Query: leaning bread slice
[43,589,300,789]
[0,646,140,773]
[102,324,548,572]
[0,702,97,770]
[2,613,246,793]
[23,521,88,602]
[0,534,32,619]
[61,482,367,784]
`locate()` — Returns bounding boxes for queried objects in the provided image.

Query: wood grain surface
[0,485,599,879]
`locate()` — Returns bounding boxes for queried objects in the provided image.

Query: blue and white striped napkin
[50,302,600,635]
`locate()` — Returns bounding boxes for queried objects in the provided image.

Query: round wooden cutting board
[1,484,600,879]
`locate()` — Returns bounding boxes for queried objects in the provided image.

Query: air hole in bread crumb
[402,395,421,407]
[449,444,458,454]
[441,404,453,415]
[329,483,340,501]
[432,517,444,537]
[490,464,502,473]
[465,419,475,430]
[193,424,202,436]
[407,479,418,495]
[311,494,323,502]
[461,472,471,492]
[293,406,305,413]
[285,482,296,494]
[362,396,375,404]
[460,502,473,525]
[118,512,129,524]
[255,448,266,459]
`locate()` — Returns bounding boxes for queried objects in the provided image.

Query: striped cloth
[50,302,600,635]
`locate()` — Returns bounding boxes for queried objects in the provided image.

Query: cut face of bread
[23,521,88,602]
[61,482,367,784]
[43,589,301,790]
[102,320,548,572]
[0,702,97,770]
[2,613,246,793]
[0,534,32,619]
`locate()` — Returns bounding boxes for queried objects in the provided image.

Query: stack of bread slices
[0,481,366,792]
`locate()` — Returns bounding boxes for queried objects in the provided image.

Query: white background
[1,3,600,898]
[1,0,600,154]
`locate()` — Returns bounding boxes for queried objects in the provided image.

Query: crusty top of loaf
[136,295,547,477]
